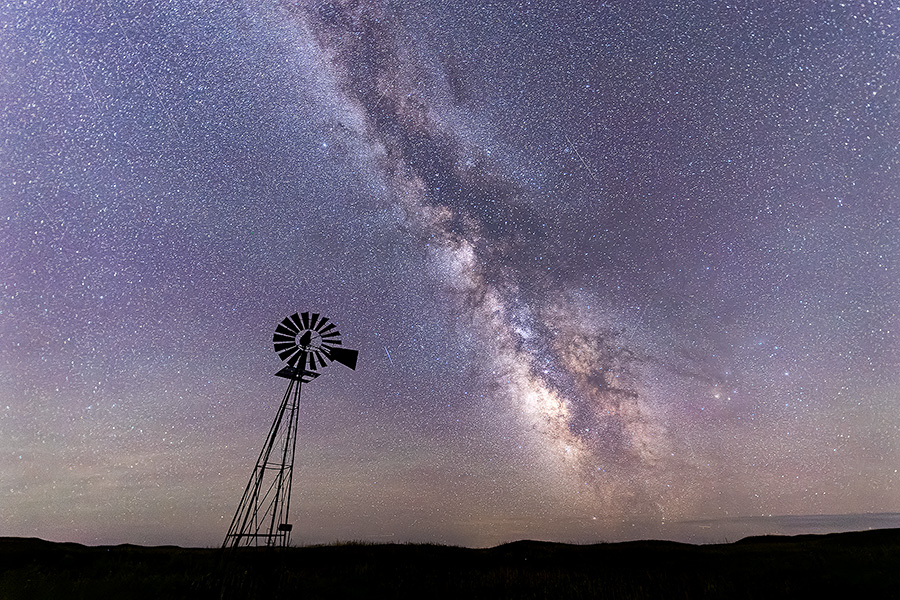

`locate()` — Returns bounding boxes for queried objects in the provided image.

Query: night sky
[2,0,898,548]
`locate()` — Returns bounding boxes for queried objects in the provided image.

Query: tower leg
[223,378,303,548]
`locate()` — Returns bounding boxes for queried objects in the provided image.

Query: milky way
[285,0,681,518]
[2,0,898,547]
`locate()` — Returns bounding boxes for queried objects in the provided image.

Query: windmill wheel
[273,312,358,372]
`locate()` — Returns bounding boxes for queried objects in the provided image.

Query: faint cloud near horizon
[671,513,900,542]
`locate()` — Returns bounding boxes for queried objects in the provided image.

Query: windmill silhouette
[222,311,358,549]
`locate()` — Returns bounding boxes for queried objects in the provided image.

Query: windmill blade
[288,351,308,369]
[300,312,311,329]
[274,342,296,353]
[290,313,305,331]
[314,317,330,332]
[321,339,342,347]
[273,333,295,344]
[326,346,358,370]
[320,330,341,339]
[317,322,337,334]
[309,313,320,330]
[279,346,300,363]
[278,345,298,359]
[316,350,332,366]
[276,323,296,337]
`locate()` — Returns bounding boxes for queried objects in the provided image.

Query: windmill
[222,311,358,549]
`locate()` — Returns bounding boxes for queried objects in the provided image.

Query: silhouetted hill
[1,529,898,599]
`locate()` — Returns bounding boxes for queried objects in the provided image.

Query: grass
[1,529,898,599]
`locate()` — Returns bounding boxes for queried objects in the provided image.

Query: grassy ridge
[1,529,898,599]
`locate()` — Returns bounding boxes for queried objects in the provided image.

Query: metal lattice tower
[223,311,358,549]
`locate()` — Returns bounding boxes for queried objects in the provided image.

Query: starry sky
[2,0,898,548]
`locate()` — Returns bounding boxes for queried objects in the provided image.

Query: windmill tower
[223,311,358,549]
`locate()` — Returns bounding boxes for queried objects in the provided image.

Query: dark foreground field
[1,529,898,599]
